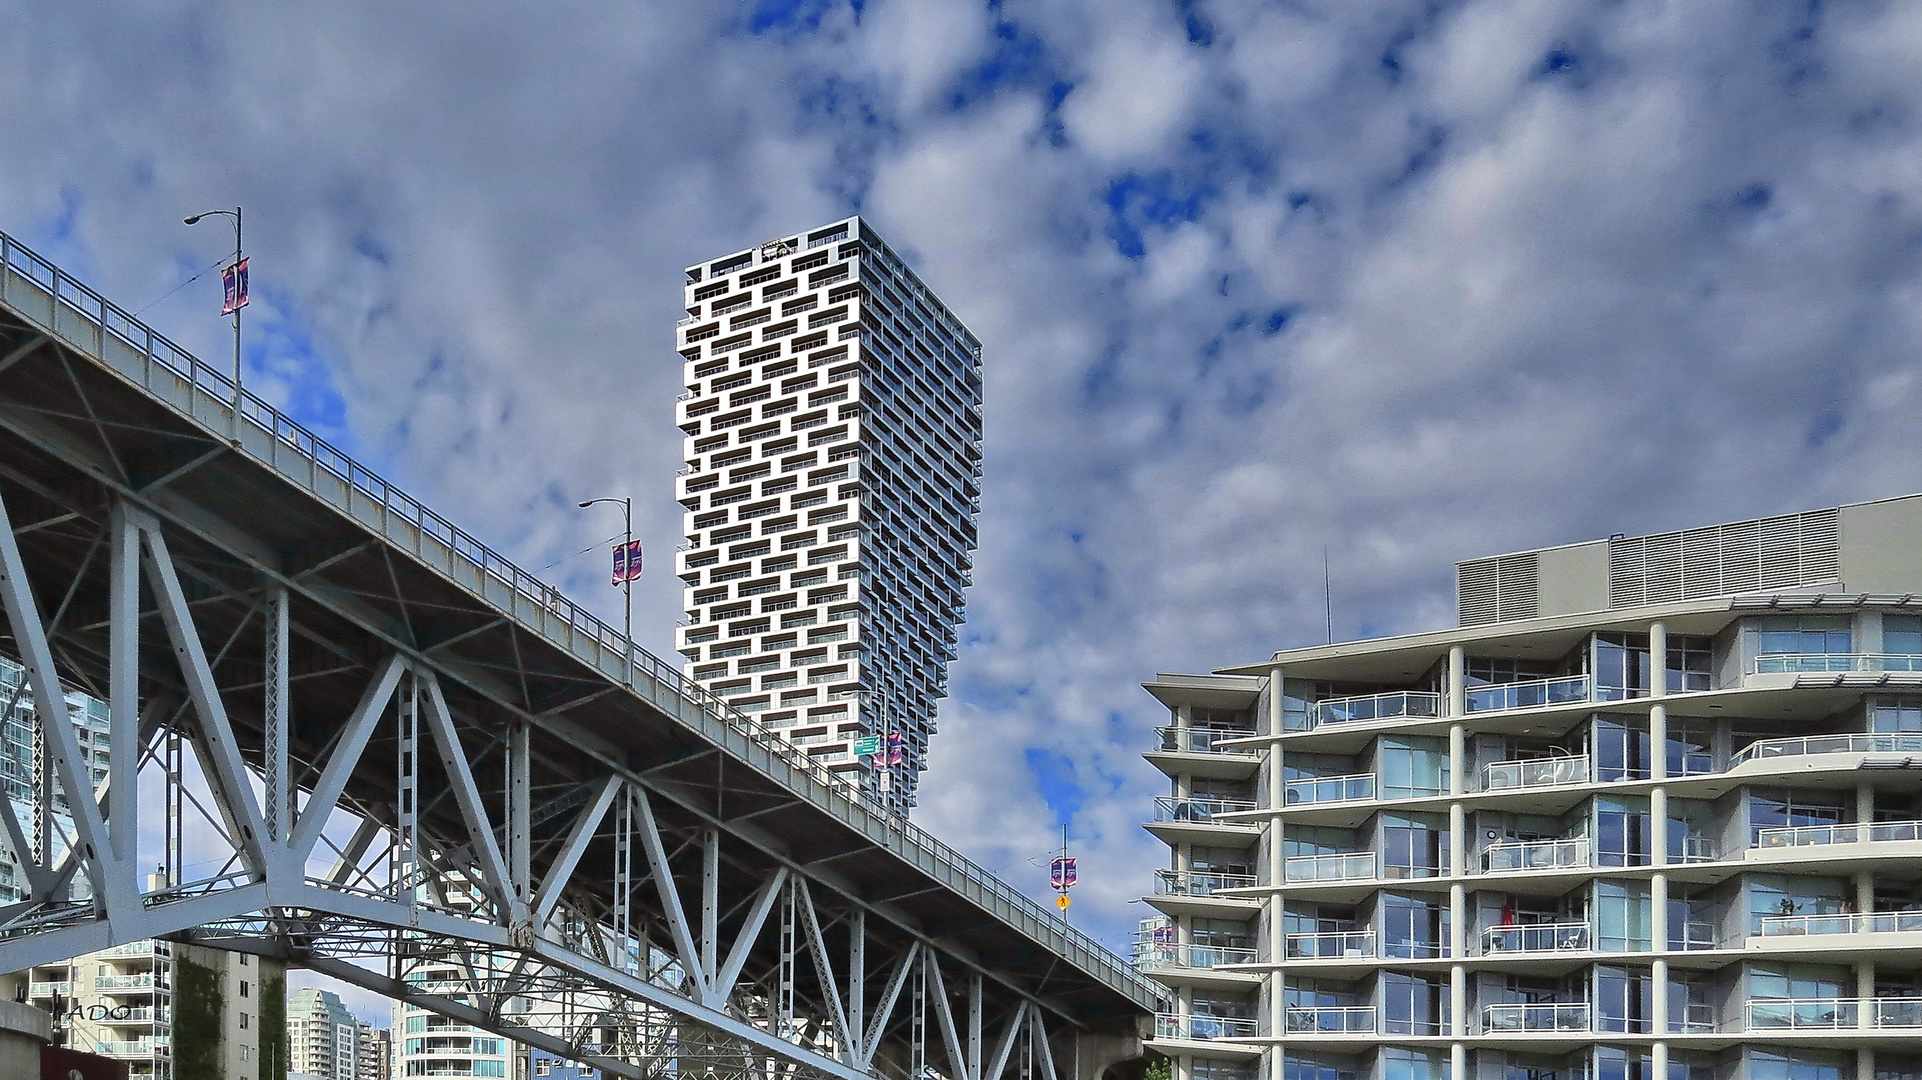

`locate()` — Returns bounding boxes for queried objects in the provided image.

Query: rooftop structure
[1140,493,1922,1080]
[673,216,983,813]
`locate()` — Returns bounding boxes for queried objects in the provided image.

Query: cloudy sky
[9,0,1922,1024]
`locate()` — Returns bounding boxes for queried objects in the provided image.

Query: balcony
[27,981,68,997]
[1153,869,1256,897]
[1756,819,1922,850]
[1481,922,1590,954]
[1138,943,1257,971]
[1155,1013,1258,1041]
[1483,837,1589,873]
[1484,755,1589,791]
[95,1039,167,1058]
[1284,773,1375,806]
[1285,1006,1375,1034]
[1153,726,1257,755]
[1285,930,1375,959]
[1465,675,1590,714]
[1759,910,1922,938]
[1313,691,1441,728]
[1746,997,1922,1030]
[1733,732,1922,766]
[1482,1002,1591,1033]
[1152,796,1258,825]
[94,974,157,991]
[1753,653,1922,675]
[1284,852,1376,883]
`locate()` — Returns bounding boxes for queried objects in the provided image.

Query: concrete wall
[0,1000,49,1080]
[1534,540,1610,618]
[1839,495,1922,593]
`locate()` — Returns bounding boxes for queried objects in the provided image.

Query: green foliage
[1144,1056,1172,1080]
[259,969,287,1080]
[171,954,226,1080]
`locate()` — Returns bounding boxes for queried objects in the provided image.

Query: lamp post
[580,497,634,662]
[184,207,242,439]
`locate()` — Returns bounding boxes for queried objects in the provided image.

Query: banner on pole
[1050,856,1077,890]
[612,539,644,585]
[220,259,247,313]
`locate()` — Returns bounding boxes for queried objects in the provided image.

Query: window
[1382,815,1445,878]
[1750,788,1845,844]
[1379,893,1447,959]
[1594,881,1652,952]
[536,1062,552,1077]
[1755,615,1852,656]
[1594,966,1652,1032]
[1595,796,1652,867]
[240,1046,250,1062]
[1594,633,1651,700]
[1748,1048,1846,1080]
[1667,634,1714,690]
[1376,737,1447,798]
[240,1012,248,1029]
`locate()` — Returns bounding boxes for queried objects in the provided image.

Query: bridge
[0,231,1157,1080]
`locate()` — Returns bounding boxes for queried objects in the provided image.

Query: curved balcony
[1284,773,1375,806]
[1137,944,1257,971]
[1153,726,1256,755]
[1153,869,1256,897]
[1755,819,1922,850]
[1746,997,1922,1030]
[1465,675,1590,714]
[1482,1002,1590,1033]
[1152,796,1258,825]
[1732,733,1922,767]
[1753,653,1922,675]
[1284,852,1376,883]
[1759,910,1922,938]
[1285,1006,1375,1034]
[1484,755,1589,791]
[1154,1013,1258,1041]
[1285,930,1375,959]
[1313,691,1441,729]
[1481,921,1590,954]
[1483,837,1589,873]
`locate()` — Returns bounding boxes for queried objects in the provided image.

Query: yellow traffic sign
[1055,893,1071,911]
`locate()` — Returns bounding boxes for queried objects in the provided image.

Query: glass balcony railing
[1753,653,1922,674]
[1759,910,1922,937]
[1741,998,1922,1030]
[1285,1006,1375,1034]
[1481,921,1590,954]
[1285,930,1375,959]
[1674,920,1720,950]
[27,982,68,997]
[1482,1002,1591,1033]
[1732,733,1922,766]
[1676,835,1721,863]
[1483,837,1589,873]
[1465,675,1591,714]
[1484,755,1590,791]
[1153,869,1257,897]
[1756,819,1922,849]
[1313,691,1442,728]
[1155,1013,1259,1040]
[1153,796,1258,824]
[1154,726,1258,755]
[93,975,157,991]
[1284,852,1377,882]
[1284,773,1376,805]
[1137,944,1258,970]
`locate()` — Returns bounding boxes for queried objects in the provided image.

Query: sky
[9,0,1922,1026]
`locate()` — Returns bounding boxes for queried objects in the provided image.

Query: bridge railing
[0,229,1159,1008]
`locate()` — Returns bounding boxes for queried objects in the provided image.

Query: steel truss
[0,234,1145,1080]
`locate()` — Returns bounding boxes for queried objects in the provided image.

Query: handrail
[1283,852,1375,882]
[1482,1002,1590,1032]
[1284,773,1375,805]
[1756,819,1922,848]
[1284,930,1374,959]
[1137,943,1257,969]
[1481,921,1589,953]
[1284,1005,1374,1033]
[1154,1012,1258,1040]
[1153,796,1259,823]
[1484,755,1589,791]
[0,228,1159,1009]
[1483,837,1590,872]
[1746,997,1922,1029]
[1152,869,1257,896]
[1152,726,1258,755]
[1733,732,1922,765]
[1753,653,1922,674]
[1313,690,1441,728]
[1465,675,1590,714]
[1760,910,1922,937]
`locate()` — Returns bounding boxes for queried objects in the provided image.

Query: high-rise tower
[673,217,982,813]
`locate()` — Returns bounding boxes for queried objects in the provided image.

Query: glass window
[1748,1049,1846,1080]
[1467,658,1559,687]
[1666,721,1713,776]
[1595,881,1652,952]
[1593,715,1651,782]
[1381,1047,1448,1080]
[1382,815,1446,878]
[1281,1057,1355,1080]
[1873,698,1922,733]
[1377,737,1448,798]
[1749,963,1850,1001]
[1666,635,1714,691]
[1749,788,1845,843]
[1380,972,1445,1035]
[1379,893,1447,959]
[1887,616,1922,655]
[1594,634,1651,700]
[1756,616,1852,656]
[1594,797,1652,867]
[1594,966,1652,1032]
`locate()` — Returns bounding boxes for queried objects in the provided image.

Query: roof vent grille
[1457,553,1539,627]
[1609,508,1840,608]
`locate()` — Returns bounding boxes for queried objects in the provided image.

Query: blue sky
[11,0,1922,1022]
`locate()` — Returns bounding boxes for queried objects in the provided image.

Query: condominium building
[1140,493,1922,1080]
[673,216,983,812]
[360,1021,393,1080]
[289,987,359,1080]
[392,962,511,1078]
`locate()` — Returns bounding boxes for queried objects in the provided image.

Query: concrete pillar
[1451,1040,1466,1080]
[1651,873,1669,950]
[1447,645,1466,718]
[1858,781,1875,827]
[1652,1042,1668,1080]
[1860,1048,1876,1080]
[1856,960,1875,1031]
[1857,870,1875,920]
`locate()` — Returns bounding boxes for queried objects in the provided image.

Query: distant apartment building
[527,1047,600,1079]
[359,1021,393,1080]
[1141,494,1922,1080]
[289,986,359,1080]
[673,216,983,813]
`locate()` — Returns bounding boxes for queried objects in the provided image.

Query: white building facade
[674,217,983,813]
[1141,494,1922,1080]
[290,987,360,1080]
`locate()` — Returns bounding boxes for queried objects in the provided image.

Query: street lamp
[184,207,242,438]
[580,497,634,661]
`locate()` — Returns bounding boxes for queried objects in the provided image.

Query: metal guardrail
[1284,773,1374,805]
[1753,653,1922,674]
[1760,910,1922,937]
[0,229,1161,1010]
[1481,921,1589,954]
[1466,675,1590,713]
[1153,796,1258,823]
[1484,755,1588,790]
[1136,943,1256,970]
[1284,930,1374,959]
[1746,997,1922,1030]
[1152,869,1256,897]
[1313,690,1441,727]
[1152,726,1257,755]
[1757,819,1922,849]
[1154,1012,1258,1040]
[1482,1002,1589,1033]
[1284,1006,1373,1033]
[1283,852,1375,882]
[1733,732,1922,765]
[1483,837,1589,872]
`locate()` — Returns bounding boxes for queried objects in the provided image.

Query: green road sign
[852,736,883,757]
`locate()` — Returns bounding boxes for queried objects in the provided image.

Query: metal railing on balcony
[1285,930,1375,959]
[1285,1006,1375,1034]
[1154,726,1258,756]
[1313,691,1442,728]
[1482,922,1590,954]
[1484,755,1590,791]
[1733,732,1922,765]
[1465,675,1591,714]
[1284,773,1376,806]
[1674,920,1720,950]
[1284,852,1376,882]
[1744,997,1922,1030]
[1155,1013,1259,1040]
[1138,944,1258,970]
[94,975,157,991]
[95,1040,167,1058]
[27,982,68,997]
[1153,796,1259,824]
[1756,819,1922,849]
[1760,910,1922,937]
[1753,653,1922,674]
[1483,837,1589,873]
[1153,869,1257,897]
[1677,835,1721,863]
[1482,1002,1591,1033]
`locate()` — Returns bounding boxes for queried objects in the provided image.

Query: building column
[1447,645,1466,720]
[1446,645,1467,1079]
[1267,667,1285,1080]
